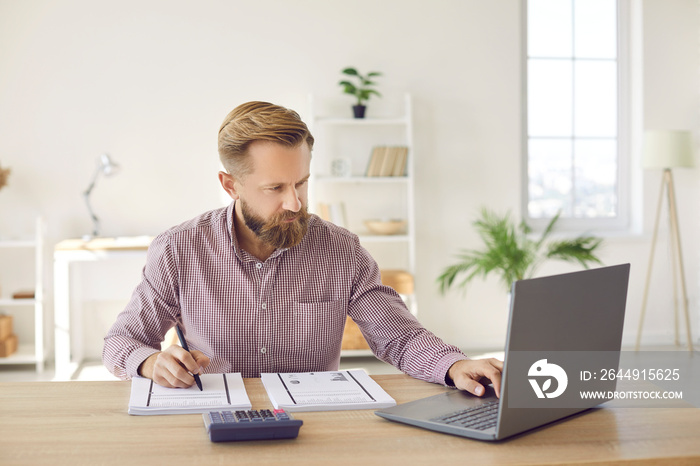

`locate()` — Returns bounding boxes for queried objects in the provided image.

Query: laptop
[375,263,631,441]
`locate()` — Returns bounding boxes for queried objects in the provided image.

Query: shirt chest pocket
[292,300,346,353]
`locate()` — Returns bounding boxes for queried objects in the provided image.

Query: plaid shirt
[103,202,467,384]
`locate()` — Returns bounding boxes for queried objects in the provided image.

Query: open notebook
[128,373,251,415]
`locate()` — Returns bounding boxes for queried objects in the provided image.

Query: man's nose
[282,187,301,212]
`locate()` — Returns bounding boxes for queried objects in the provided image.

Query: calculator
[203,409,303,442]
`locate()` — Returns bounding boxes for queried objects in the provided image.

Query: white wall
[0,0,697,359]
[634,0,700,348]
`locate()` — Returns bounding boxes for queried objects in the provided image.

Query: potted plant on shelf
[338,67,382,118]
[437,208,603,294]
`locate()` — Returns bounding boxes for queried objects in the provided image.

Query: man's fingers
[152,347,197,388]
[449,358,504,398]
[480,358,503,397]
[168,345,202,374]
[190,350,210,373]
[490,358,504,371]
[460,378,486,397]
[153,367,191,389]
[142,345,210,389]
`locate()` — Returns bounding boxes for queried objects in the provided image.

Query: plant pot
[352,105,366,119]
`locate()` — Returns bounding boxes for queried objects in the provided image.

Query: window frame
[522,0,632,232]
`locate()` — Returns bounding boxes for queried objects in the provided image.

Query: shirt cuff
[433,353,470,387]
[126,346,161,379]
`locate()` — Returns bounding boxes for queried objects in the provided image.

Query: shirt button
[260,347,267,354]
[261,303,267,310]
[256,263,262,269]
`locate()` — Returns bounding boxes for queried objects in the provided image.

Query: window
[524,0,630,230]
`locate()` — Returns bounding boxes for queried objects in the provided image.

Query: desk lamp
[636,130,694,351]
[83,153,120,240]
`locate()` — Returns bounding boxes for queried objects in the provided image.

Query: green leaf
[545,237,604,268]
[535,211,561,250]
[436,208,603,295]
[339,82,358,96]
[339,67,382,103]
[339,80,357,90]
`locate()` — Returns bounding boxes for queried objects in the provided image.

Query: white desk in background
[53,236,151,380]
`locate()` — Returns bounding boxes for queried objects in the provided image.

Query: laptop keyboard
[431,400,499,431]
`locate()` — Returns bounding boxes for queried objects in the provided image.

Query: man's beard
[240,199,310,250]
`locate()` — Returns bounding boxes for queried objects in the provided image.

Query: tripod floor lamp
[636,130,695,351]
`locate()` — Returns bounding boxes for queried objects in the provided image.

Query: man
[103,101,502,397]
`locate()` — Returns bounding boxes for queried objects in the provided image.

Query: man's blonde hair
[218,101,314,178]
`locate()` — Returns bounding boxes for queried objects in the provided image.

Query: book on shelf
[11,290,35,300]
[317,202,347,228]
[378,147,397,176]
[391,146,408,176]
[365,146,384,176]
[365,146,408,177]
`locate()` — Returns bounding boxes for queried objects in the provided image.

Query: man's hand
[448,358,503,398]
[138,345,210,388]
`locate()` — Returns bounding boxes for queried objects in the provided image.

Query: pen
[175,324,203,391]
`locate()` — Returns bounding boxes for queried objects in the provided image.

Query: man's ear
[218,171,240,200]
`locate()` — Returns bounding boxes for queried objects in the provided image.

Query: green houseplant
[437,208,603,294]
[338,67,382,118]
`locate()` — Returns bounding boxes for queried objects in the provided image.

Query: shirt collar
[226,201,246,261]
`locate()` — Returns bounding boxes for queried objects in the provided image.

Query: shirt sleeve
[102,233,181,379]
[346,238,468,386]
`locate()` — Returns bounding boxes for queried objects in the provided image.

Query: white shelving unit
[309,94,416,320]
[0,218,45,372]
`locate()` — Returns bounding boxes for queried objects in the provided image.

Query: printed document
[128,373,251,415]
[261,369,396,412]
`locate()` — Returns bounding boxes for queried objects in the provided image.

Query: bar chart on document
[261,370,397,411]
[280,371,375,404]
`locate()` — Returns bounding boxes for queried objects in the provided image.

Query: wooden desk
[2,374,699,465]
